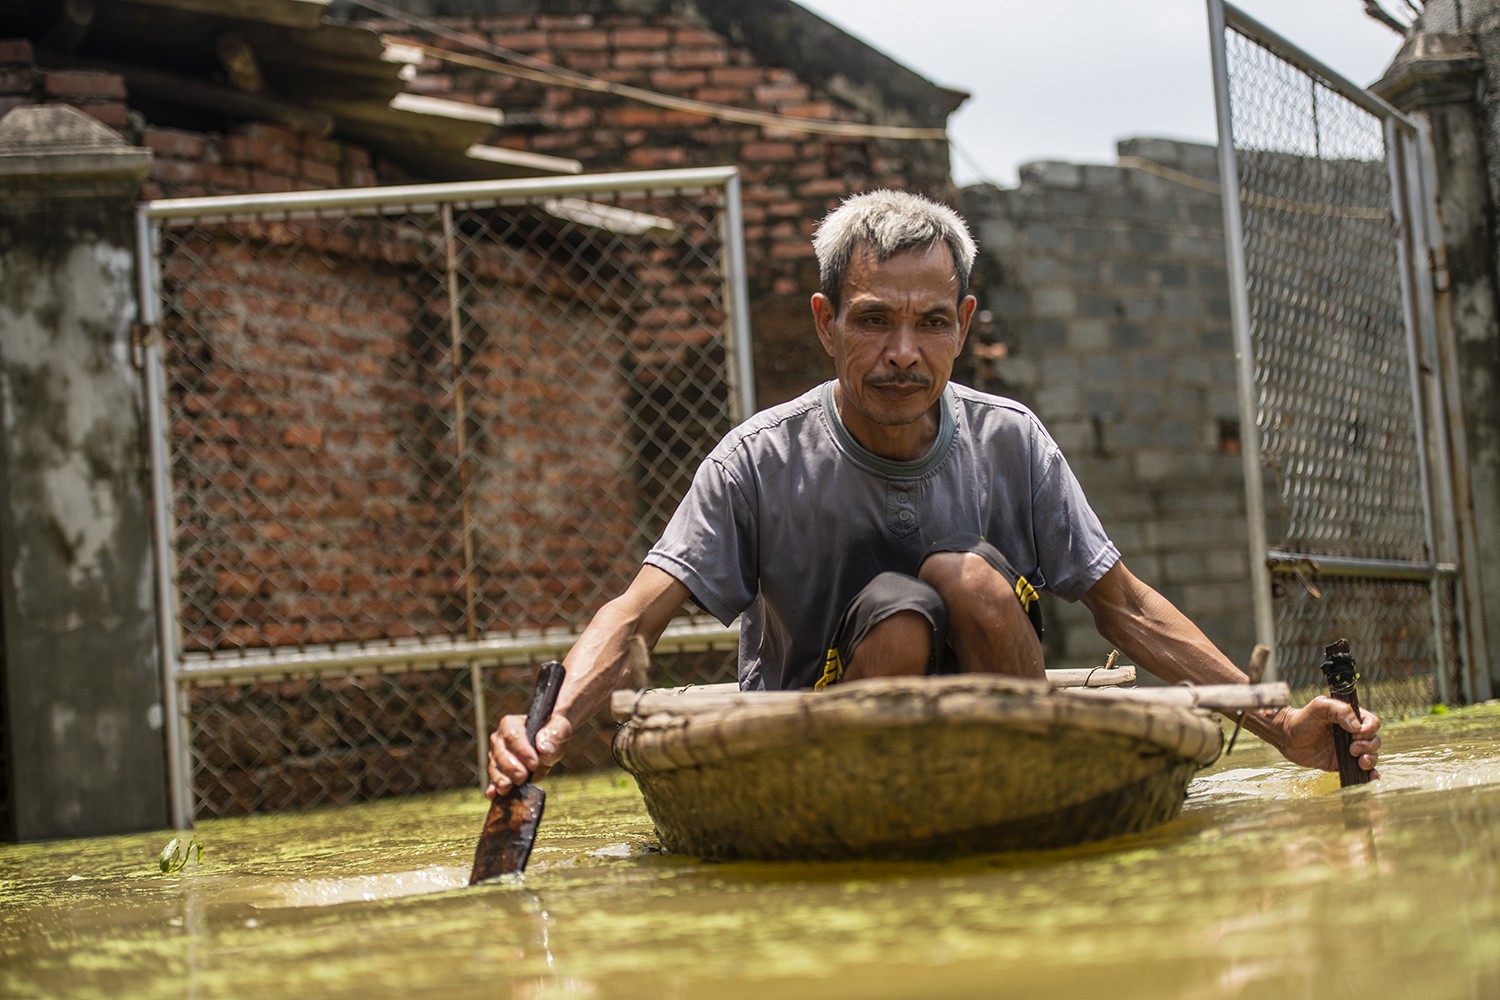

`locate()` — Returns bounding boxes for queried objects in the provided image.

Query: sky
[794,0,1411,187]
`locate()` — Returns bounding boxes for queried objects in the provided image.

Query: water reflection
[5,704,1500,999]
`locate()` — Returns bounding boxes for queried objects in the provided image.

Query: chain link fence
[1210,2,1462,715]
[140,169,752,824]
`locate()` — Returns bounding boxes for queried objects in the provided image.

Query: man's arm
[485,564,691,797]
[1078,560,1381,775]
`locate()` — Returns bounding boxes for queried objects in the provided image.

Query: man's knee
[918,548,1008,600]
[845,609,933,680]
[819,572,949,687]
[919,536,1043,640]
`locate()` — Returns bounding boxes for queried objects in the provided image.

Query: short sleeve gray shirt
[645,381,1120,690]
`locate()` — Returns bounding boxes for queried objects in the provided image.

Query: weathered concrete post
[0,105,168,838]
[1375,31,1500,699]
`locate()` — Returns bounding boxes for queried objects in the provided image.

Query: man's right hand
[485,712,574,799]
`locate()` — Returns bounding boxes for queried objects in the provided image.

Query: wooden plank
[117,0,328,31]
[1058,682,1291,711]
[1044,666,1136,688]
[611,678,1292,722]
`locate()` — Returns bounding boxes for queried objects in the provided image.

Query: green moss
[5,719,1500,999]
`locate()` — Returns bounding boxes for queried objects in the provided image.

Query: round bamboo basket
[612,674,1227,860]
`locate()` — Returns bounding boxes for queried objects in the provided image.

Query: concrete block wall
[962,139,1257,674]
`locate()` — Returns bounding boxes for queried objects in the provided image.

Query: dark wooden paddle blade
[468,660,565,884]
[469,784,546,883]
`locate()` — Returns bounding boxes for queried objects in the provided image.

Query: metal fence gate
[1208,2,1485,711]
[138,167,752,827]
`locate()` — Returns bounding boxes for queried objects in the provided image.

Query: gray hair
[811,190,977,314]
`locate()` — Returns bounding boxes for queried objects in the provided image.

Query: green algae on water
[5,707,1500,999]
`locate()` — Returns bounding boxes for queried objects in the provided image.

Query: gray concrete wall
[0,105,167,839]
[962,139,1256,675]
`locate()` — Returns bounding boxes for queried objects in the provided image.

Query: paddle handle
[1320,639,1371,788]
[524,660,567,752]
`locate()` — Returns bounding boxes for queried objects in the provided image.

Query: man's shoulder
[710,383,828,460]
[948,383,1048,434]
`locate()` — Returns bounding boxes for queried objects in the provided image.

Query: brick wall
[163,213,649,652]
[381,7,956,406]
[962,139,1257,674]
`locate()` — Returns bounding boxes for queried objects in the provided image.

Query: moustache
[865,374,932,390]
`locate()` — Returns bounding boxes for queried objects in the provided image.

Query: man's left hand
[1270,697,1382,776]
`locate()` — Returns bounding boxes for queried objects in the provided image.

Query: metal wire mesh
[146,174,747,819]
[186,649,734,818]
[187,667,479,816]
[1272,575,1444,715]
[1226,31,1423,562]
[1221,15,1448,712]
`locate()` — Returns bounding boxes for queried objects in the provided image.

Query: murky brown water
[4,704,1500,1000]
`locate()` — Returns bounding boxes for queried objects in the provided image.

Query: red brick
[611,27,670,48]
[561,50,610,73]
[241,122,298,152]
[208,164,252,189]
[535,14,592,30]
[300,158,340,186]
[298,134,338,162]
[495,29,547,50]
[249,170,295,193]
[221,135,260,165]
[612,48,668,69]
[77,102,127,130]
[798,177,850,198]
[709,67,768,88]
[649,68,706,91]
[0,38,34,65]
[671,27,723,47]
[742,141,799,162]
[552,105,596,129]
[554,28,609,49]
[263,151,298,175]
[754,82,811,105]
[151,159,206,183]
[145,127,204,159]
[43,70,125,100]
[670,47,727,69]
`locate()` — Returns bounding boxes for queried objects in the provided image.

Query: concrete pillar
[1376,33,1500,700]
[0,105,168,838]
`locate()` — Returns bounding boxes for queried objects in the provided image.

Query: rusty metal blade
[469,784,546,883]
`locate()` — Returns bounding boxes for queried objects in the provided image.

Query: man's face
[812,242,975,458]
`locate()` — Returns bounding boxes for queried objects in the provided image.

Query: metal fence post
[1207,0,1279,680]
[136,208,194,829]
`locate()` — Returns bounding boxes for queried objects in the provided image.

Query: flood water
[4,704,1500,1000]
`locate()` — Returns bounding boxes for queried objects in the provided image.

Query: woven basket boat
[610,668,1288,861]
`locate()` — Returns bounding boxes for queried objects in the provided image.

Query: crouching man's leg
[817,572,949,687]
[919,534,1044,680]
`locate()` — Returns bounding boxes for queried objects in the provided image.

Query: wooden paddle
[469,659,566,883]
[1320,638,1372,787]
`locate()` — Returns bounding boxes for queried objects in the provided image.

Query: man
[486,189,1381,798]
